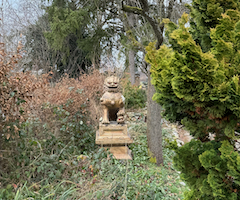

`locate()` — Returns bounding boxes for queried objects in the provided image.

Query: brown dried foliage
[0,43,50,139]
[78,71,105,125]
[0,41,105,141]
[0,43,21,125]
[0,41,107,183]
[31,70,105,127]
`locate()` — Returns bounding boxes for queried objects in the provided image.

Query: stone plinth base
[95,122,133,160]
[105,146,132,160]
[96,122,133,145]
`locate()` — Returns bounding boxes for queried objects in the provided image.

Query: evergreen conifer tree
[146,0,240,199]
[44,0,124,77]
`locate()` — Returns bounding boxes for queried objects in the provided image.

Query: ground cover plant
[1,121,187,200]
[146,0,240,199]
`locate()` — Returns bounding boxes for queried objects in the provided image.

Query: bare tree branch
[122,2,164,49]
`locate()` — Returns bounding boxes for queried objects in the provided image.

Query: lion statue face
[104,76,119,91]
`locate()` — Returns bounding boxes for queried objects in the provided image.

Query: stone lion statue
[100,75,125,124]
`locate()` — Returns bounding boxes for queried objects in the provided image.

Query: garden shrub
[146,1,240,199]
[0,42,105,195]
[121,76,147,109]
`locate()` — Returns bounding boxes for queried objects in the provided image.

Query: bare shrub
[27,70,105,127]
[0,43,44,139]
[0,45,104,138]
[78,70,105,125]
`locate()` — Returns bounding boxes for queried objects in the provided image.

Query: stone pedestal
[104,146,132,160]
[96,122,133,159]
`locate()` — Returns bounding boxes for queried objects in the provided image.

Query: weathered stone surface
[104,146,132,160]
[100,76,126,124]
[96,75,133,160]
[96,122,133,145]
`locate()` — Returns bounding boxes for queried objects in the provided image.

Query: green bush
[0,101,97,198]
[146,1,240,199]
[1,121,186,200]
[123,81,147,109]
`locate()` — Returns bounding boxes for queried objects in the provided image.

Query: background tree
[146,0,240,198]
[0,0,40,53]
[123,0,138,85]
[20,14,61,75]
[0,0,60,75]
[44,0,124,77]
[122,0,188,165]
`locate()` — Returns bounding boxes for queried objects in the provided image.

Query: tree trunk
[122,0,177,166]
[128,9,135,85]
[147,72,163,166]
[129,50,135,85]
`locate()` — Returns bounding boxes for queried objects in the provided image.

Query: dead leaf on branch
[6,134,10,140]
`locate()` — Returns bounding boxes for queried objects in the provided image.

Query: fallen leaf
[12,184,17,189]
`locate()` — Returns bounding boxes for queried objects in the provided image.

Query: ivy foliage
[146,1,240,199]
[1,119,186,199]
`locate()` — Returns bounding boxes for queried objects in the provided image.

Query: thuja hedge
[146,1,240,199]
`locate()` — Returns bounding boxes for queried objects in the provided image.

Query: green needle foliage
[188,0,240,52]
[45,1,92,76]
[146,0,240,199]
[44,0,124,77]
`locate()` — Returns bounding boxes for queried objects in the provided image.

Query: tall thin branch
[122,2,163,49]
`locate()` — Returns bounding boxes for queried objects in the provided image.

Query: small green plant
[123,81,147,109]
[0,99,97,197]
[0,185,15,200]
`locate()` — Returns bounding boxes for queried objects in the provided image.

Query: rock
[127,112,135,117]
[176,139,184,146]
[135,113,141,116]
[235,140,240,150]
[131,117,137,122]
[172,130,179,139]
[161,118,167,124]
[179,182,186,186]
